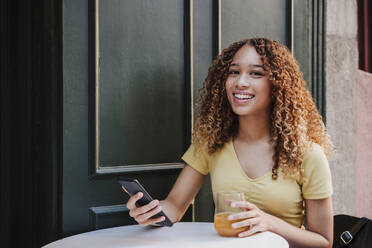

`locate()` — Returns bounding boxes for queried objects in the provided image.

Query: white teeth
[234,94,254,99]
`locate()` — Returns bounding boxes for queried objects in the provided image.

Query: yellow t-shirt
[181,140,333,227]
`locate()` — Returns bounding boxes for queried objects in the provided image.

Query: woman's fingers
[225,201,273,238]
[126,192,143,209]
[231,217,259,229]
[230,216,262,237]
[237,224,262,237]
[136,205,163,223]
[126,191,163,226]
[230,200,255,210]
[139,215,166,227]
[237,217,268,238]
[130,199,160,218]
[232,213,272,238]
[228,210,258,221]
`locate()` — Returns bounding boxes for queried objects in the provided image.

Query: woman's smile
[233,92,255,103]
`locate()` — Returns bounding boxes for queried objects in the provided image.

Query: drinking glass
[213,191,248,237]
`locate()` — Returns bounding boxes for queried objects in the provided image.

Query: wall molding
[89,205,136,230]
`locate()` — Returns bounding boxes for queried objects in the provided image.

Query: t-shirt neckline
[228,139,272,182]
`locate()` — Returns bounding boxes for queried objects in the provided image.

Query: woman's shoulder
[301,142,333,198]
[302,142,329,170]
[185,139,232,157]
[304,142,324,157]
[182,140,232,175]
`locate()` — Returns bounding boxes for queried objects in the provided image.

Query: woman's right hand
[126,191,166,226]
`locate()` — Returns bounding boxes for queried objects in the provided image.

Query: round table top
[43,222,288,248]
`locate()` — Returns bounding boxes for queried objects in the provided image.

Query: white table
[43,222,288,248]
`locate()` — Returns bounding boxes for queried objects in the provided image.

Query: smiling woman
[124,38,334,248]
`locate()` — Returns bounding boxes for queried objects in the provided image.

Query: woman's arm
[270,197,333,248]
[126,164,205,226]
[228,197,333,248]
[161,164,205,222]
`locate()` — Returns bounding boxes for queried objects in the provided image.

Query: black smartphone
[119,178,173,227]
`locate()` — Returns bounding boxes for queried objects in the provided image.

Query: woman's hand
[125,190,165,226]
[228,198,333,247]
[227,200,275,237]
[124,165,205,226]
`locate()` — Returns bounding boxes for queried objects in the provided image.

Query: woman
[126,38,334,248]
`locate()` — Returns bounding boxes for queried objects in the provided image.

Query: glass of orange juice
[214,191,248,237]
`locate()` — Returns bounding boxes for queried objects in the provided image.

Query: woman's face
[225,45,272,117]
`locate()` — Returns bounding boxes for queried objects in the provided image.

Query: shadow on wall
[354,69,372,218]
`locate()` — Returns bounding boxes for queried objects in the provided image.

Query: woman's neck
[235,113,271,143]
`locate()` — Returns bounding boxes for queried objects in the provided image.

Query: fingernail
[238,233,244,237]
[232,223,238,228]
[228,215,233,220]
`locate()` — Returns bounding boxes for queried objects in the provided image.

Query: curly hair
[192,38,333,181]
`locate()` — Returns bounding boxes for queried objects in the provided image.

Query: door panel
[97,0,187,168]
[220,0,289,48]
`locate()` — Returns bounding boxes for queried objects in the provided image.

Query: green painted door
[62,0,325,236]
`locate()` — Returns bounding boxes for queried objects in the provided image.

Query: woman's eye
[228,70,239,75]
[251,71,264,76]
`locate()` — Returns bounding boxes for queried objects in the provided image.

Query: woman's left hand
[227,200,275,237]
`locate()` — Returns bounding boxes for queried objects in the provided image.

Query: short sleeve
[301,143,333,199]
[181,144,209,175]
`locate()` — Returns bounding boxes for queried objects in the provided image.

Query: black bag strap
[336,217,369,247]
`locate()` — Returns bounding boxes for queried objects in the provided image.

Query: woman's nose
[236,74,250,87]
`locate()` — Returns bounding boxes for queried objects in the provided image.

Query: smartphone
[119,178,173,227]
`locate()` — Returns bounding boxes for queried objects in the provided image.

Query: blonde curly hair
[192,38,332,180]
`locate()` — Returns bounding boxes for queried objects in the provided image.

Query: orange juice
[214,212,248,237]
